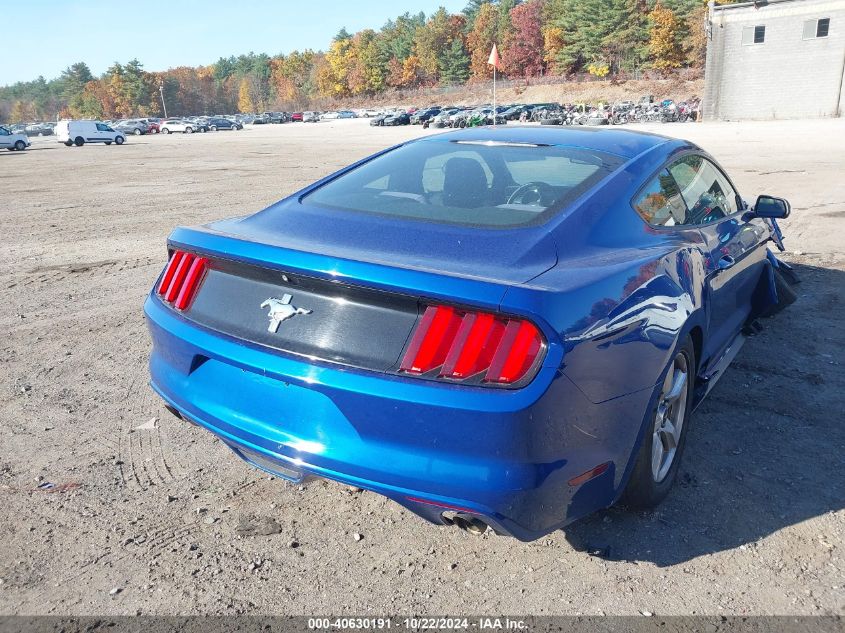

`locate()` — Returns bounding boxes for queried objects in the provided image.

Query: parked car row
[4,95,701,153]
[368,105,507,128]
[49,115,248,147]
[102,115,246,135]
[360,96,702,130]
[9,122,57,136]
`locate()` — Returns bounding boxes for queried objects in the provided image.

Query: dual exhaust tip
[442,511,489,536]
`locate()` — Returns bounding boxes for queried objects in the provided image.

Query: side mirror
[753,195,791,219]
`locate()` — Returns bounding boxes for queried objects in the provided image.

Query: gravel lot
[1,118,843,616]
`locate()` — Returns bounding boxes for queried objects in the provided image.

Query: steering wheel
[507,181,556,207]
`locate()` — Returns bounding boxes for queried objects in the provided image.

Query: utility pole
[159,82,168,118]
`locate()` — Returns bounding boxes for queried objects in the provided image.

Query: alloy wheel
[651,351,689,483]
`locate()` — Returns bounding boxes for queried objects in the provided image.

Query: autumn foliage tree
[319,33,355,97]
[648,2,685,71]
[237,78,254,113]
[503,0,546,77]
[1,1,711,120]
[467,2,498,79]
[684,1,709,67]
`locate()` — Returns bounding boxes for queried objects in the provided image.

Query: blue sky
[1,0,468,86]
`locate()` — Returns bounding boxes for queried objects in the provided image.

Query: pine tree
[439,38,471,84]
[549,0,647,73]
[462,0,490,24]
[59,62,93,99]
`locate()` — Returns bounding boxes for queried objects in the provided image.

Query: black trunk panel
[183,258,420,372]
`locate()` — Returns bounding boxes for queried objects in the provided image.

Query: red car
[291,112,303,122]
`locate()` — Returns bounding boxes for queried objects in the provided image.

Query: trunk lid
[161,202,556,375]
[217,198,558,285]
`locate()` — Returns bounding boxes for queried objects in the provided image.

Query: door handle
[718,255,735,270]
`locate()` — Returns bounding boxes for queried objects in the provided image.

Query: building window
[742,24,766,45]
[819,18,831,36]
[804,17,831,39]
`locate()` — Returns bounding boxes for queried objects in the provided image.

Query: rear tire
[185,127,194,134]
[210,125,217,131]
[134,128,142,135]
[74,136,84,146]
[64,141,73,146]
[622,336,695,509]
[105,141,112,145]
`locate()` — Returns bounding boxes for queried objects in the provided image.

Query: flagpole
[488,43,499,128]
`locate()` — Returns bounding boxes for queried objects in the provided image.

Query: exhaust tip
[456,516,488,535]
[164,404,200,427]
[163,404,182,420]
[442,512,489,535]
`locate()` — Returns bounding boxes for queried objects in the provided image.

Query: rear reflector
[400,304,544,386]
[405,496,476,514]
[156,250,208,310]
[568,462,611,487]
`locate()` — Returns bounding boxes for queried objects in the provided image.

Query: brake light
[156,250,208,310]
[399,305,544,386]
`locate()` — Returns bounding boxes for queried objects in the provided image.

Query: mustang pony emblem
[260,294,311,333]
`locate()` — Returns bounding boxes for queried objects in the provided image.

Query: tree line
[1,0,727,122]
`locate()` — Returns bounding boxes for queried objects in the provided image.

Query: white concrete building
[703,0,845,120]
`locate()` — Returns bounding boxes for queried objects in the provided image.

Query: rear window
[303,139,623,227]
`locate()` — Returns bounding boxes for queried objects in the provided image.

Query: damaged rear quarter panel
[500,143,710,405]
[502,241,707,405]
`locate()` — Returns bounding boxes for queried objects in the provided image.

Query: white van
[56,120,126,147]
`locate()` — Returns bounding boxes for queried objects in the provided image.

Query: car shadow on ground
[562,261,844,566]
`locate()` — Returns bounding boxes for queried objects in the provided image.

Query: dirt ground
[352,77,705,110]
[1,118,843,616]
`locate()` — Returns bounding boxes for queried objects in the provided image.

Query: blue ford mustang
[145,126,794,541]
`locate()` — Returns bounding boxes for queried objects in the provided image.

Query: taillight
[156,250,208,310]
[399,305,544,386]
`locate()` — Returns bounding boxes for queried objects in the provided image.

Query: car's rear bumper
[145,294,653,541]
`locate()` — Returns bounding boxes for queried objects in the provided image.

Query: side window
[668,155,739,225]
[0,127,9,136]
[633,169,688,227]
[96,123,107,131]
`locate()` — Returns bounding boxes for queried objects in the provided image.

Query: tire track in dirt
[10,257,157,289]
[9,503,200,611]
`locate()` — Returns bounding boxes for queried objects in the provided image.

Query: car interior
[305,141,621,227]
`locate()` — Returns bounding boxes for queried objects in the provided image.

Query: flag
[487,44,501,70]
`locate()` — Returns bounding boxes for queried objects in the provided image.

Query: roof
[421,125,675,159]
[711,0,821,11]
